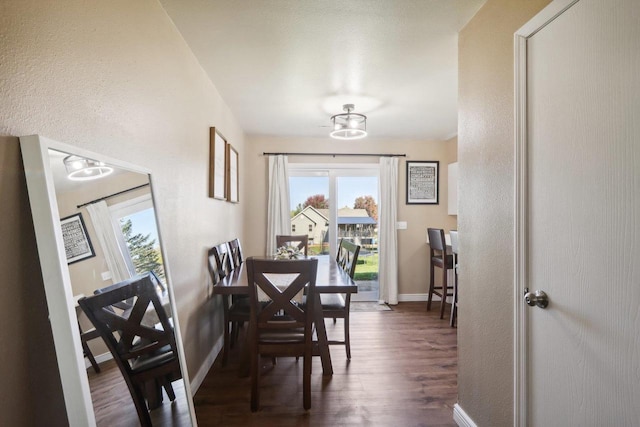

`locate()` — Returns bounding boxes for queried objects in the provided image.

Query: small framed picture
[226,144,239,203]
[60,213,95,264]
[406,161,439,204]
[209,127,227,200]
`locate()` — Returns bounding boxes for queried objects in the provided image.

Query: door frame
[513,1,580,425]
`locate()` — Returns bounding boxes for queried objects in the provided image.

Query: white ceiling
[159,0,485,141]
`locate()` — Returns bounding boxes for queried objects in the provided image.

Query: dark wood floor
[88,359,192,426]
[194,302,458,427]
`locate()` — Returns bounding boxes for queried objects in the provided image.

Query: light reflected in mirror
[46,147,194,426]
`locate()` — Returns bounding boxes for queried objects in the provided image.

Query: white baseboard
[398,293,445,302]
[84,351,112,369]
[398,293,429,302]
[453,404,478,427]
[189,335,224,396]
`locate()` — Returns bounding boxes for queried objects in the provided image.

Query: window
[292,224,296,232]
[289,164,380,301]
[109,194,165,283]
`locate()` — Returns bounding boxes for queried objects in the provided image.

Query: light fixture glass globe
[330,104,367,140]
[63,155,114,181]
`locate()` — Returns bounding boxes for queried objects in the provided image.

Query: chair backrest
[449,230,459,255]
[209,242,233,282]
[427,228,447,253]
[79,273,177,376]
[336,239,361,279]
[276,234,309,256]
[246,257,317,337]
[228,238,244,269]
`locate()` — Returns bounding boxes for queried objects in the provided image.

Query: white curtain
[266,155,291,255]
[86,201,133,283]
[378,157,399,305]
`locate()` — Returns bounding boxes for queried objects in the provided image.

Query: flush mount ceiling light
[330,104,367,140]
[63,155,113,181]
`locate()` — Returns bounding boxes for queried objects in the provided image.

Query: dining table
[212,255,358,376]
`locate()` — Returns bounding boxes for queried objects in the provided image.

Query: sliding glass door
[289,164,379,301]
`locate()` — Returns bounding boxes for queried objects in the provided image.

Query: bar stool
[427,228,455,319]
[449,230,459,327]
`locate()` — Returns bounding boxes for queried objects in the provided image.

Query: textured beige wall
[0,0,245,421]
[457,0,551,425]
[244,135,457,297]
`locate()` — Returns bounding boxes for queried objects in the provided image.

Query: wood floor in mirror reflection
[87,359,192,427]
[194,302,457,426]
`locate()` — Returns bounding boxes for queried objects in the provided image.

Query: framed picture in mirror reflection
[60,212,96,264]
[209,127,227,200]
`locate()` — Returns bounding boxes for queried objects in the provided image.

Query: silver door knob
[524,289,549,308]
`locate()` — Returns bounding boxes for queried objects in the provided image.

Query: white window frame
[108,194,154,276]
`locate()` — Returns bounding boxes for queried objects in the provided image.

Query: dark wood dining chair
[276,234,309,256]
[246,257,318,411]
[321,238,360,359]
[78,322,101,373]
[208,243,249,365]
[228,238,244,269]
[427,228,455,319]
[78,273,182,427]
[449,230,459,327]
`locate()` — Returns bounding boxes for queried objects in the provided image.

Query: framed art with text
[406,160,439,204]
[60,213,95,264]
[209,127,227,200]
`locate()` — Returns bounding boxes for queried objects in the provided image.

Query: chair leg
[222,320,230,366]
[344,312,351,360]
[222,296,231,366]
[250,353,259,412]
[439,266,448,319]
[427,262,435,311]
[81,338,101,373]
[132,385,153,427]
[162,377,176,401]
[303,353,311,410]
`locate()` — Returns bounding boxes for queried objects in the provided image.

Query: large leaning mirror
[20,135,196,426]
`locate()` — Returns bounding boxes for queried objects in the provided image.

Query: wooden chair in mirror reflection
[208,242,249,366]
[321,238,360,359]
[246,257,318,411]
[78,273,182,427]
[427,228,455,319]
[275,234,309,256]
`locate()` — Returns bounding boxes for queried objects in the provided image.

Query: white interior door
[516,0,640,425]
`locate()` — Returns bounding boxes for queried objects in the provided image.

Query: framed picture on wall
[226,143,239,203]
[406,160,439,204]
[60,213,96,264]
[209,127,227,200]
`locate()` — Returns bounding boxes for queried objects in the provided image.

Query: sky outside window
[290,176,378,210]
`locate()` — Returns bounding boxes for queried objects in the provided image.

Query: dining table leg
[313,292,333,376]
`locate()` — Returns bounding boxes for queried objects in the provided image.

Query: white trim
[513,2,580,426]
[517,0,579,36]
[453,404,478,427]
[397,293,444,302]
[190,335,224,396]
[84,352,113,369]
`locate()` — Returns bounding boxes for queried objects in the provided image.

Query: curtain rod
[262,152,406,157]
[76,183,150,209]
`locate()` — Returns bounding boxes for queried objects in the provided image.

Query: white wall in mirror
[20,134,196,426]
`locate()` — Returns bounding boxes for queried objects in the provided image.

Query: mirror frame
[20,135,196,426]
